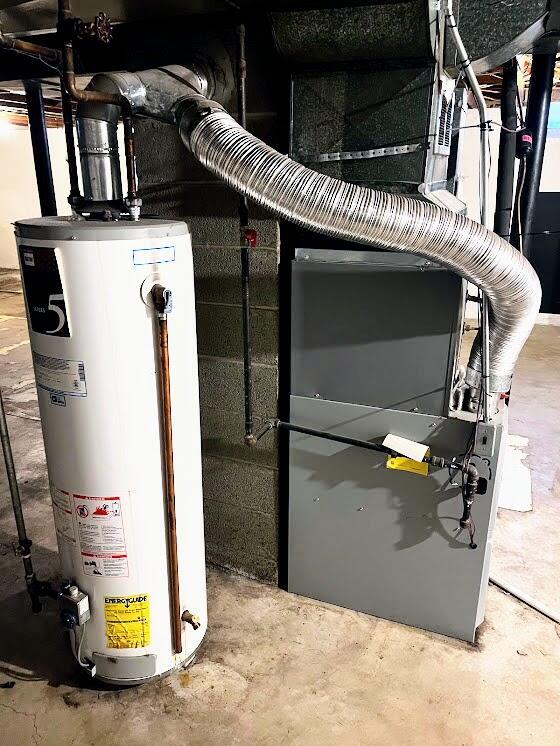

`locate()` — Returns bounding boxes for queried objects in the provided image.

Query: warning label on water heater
[104,594,150,649]
[74,494,129,578]
[33,352,87,397]
[51,486,76,544]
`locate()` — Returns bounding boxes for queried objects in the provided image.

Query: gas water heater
[15,216,206,685]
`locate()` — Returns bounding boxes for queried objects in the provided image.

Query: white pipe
[490,575,560,625]
[444,1,490,228]
[445,1,492,421]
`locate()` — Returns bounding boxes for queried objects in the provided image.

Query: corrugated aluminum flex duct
[178,104,540,392]
[79,70,541,393]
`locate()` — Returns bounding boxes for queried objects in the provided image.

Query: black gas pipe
[493,60,518,242]
[60,79,82,207]
[236,22,257,447]
[511,53,556,259]
[256,419,481,547]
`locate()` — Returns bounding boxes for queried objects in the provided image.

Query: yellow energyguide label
[104,594,150,649]
[386,455,429,477]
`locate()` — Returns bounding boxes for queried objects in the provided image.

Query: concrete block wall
[135,117,280,582]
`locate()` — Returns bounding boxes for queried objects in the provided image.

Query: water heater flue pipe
[79,69,541,393]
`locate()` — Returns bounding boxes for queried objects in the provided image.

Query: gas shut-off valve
[59,583,90,630]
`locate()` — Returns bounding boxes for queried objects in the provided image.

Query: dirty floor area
[1,271,559,745]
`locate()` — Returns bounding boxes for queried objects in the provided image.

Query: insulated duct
[77,68,541,393]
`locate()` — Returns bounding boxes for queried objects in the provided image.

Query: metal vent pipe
[77,68,541,393]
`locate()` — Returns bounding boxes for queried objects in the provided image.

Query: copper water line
[0,26,61,65]
[152,285,182,655]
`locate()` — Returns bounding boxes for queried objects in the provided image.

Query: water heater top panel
[15,216,188,243]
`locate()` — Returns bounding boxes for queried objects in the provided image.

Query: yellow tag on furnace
[386,455,429,477]
[104,594,150,649]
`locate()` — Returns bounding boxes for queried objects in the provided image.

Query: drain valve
[182,610,200,630]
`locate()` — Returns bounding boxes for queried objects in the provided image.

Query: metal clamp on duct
[77,66,541,393]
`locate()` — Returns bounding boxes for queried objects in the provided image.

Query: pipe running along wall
[77,67,541,393]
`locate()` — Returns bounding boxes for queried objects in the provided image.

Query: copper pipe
[152,286,182,655]
[61,43,121,107]
[122,113,139,200]
[0,27,61,65]
[60,77,81,205]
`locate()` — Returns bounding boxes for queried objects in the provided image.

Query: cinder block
[190,213,280,250]
[201,409,278,468]
[202,454,278,514]
[193,245,278,306]
[135,119,193,184]
[196,303,278,366]
[205,542,278,584]
[203,497,278,567]
[135,119,281,250]
[136,114,282,588]
[198,356,278,419]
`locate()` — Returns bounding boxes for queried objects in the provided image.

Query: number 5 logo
[46,294,66,334]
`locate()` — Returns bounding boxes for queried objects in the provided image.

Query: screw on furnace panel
[357,505,366,511]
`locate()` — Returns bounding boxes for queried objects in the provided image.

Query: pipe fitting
[181,610,201,630]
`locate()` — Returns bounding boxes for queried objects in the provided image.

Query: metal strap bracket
[299,142,423,164]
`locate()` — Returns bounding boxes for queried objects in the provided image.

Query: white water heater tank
[15,217,206,684]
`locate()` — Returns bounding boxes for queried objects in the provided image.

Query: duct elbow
[75,65,220,202]
[78,63,229,125]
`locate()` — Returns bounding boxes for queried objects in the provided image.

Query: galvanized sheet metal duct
[76,117,122,201]
[177,103,540,392]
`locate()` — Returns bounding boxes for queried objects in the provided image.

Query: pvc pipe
[490,575,560,626]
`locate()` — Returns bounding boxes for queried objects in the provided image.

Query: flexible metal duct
[77,69,541,393]
[177,101,540,392]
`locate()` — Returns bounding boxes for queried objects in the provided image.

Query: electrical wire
[71,622,91,670]
[515,59,526,128]
[516,156,527,256]
[1,46,61,75]
[496,227,560,239]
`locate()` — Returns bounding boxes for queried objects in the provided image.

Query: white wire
[71,622,90,669]
[517,156,527,256]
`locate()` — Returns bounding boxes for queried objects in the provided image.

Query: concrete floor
[1,272,560,745]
